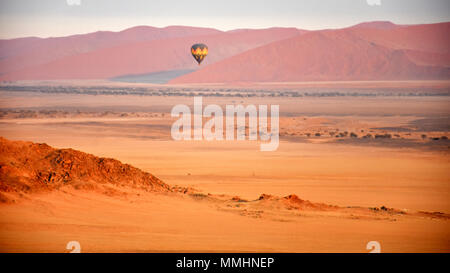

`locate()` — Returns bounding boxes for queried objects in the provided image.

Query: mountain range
[0,21,448,83]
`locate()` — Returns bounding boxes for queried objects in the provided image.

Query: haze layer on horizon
[0,0,449,39]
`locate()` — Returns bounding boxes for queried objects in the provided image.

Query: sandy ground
[1,188,449,253]
[0,83,449,252]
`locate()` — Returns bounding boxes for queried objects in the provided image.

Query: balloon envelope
[191,44,208,65]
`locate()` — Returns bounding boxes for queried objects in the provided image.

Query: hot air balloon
[191,43,208,65]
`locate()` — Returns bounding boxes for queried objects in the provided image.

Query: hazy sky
[0,0,449,39]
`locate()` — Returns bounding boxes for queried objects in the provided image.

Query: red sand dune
[0,28,304,81]
[1,22,449,82]
[350,21,403,30]
[171,22,450,83]
[349,22,450,53]
[0,26,222,75]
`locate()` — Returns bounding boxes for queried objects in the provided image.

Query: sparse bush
[375,134,391,139]
[190,193,208,199]
[315,133,321,137]
[350,132,358,138]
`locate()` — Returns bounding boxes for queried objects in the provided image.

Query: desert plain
[0,80,448,252]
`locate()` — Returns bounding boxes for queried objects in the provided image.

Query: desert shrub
[350,132,358,138]
[315,133,321,137]
[375,133,391,139]
[190,193,208,199]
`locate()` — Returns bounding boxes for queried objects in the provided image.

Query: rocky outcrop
[0,137,170,200]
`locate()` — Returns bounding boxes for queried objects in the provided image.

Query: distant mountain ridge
[0,22,448,83]
[0,26,304,81]
[171,22,450,83]
[0,25,223,75]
